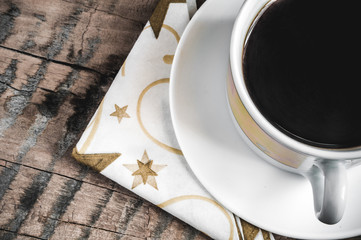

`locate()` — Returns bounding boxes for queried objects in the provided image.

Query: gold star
[133,160,158,184]
[123,150,167,190]
[72,148,121,172]
[149,0,186,38]
[110,104,130,123]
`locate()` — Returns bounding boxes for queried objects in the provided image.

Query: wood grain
[0,0,210,239]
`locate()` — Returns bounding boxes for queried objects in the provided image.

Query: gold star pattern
[240,220,271,240]
[72,148,121,172]
[133,160,158,184]
[149,0,186,38]
[163,55,174,64]
[123,150,167,190]
[110,104,130,123]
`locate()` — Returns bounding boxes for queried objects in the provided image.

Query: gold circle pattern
[144,24,181,43]
[137,78,183,155]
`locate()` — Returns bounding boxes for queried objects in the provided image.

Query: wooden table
[0,0,215,239]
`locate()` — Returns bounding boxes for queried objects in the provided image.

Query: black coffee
[243,0,361,148]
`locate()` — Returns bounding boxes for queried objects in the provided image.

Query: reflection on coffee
[243,0,361,148]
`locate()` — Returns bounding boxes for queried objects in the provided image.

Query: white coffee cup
[227,0,361,224]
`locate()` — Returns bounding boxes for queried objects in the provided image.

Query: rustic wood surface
[0,0,297,239]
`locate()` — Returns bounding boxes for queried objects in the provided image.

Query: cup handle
[303,160,347,224]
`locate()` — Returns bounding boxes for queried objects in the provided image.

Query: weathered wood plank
[0,163,211,240]
[0,230,40,240]
[1,0,240,239]
[1,0,159,216]
[0,165,41,232]
[0,46,112,192]
[0,0,159,76]
[148,205,210,240]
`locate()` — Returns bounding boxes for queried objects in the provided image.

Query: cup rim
[230,0,361,160]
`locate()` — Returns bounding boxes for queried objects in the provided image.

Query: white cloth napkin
[73,1,274,239]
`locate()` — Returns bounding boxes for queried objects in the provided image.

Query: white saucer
[170,0,361,238]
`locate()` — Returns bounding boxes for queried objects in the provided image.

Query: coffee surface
[243,0,361,148]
